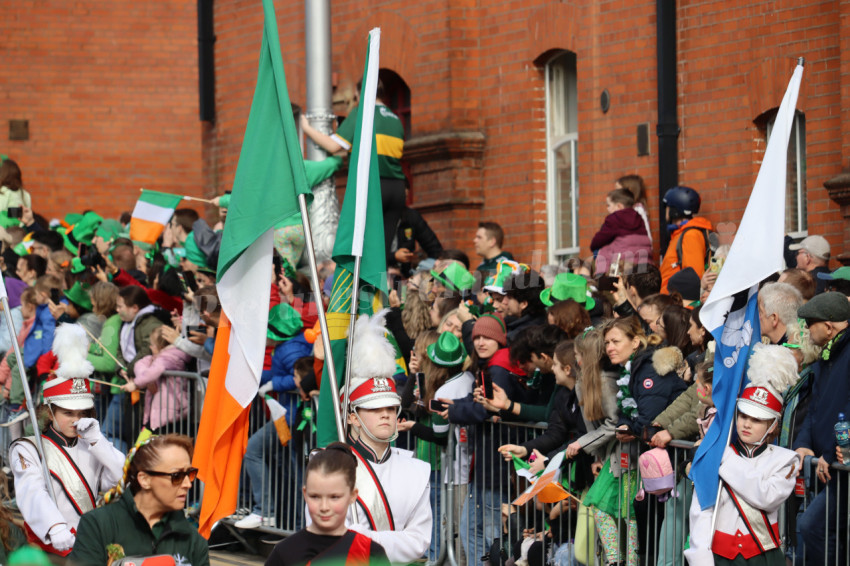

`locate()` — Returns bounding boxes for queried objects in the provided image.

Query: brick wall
[0,0,203,222]
[205,0,846,268]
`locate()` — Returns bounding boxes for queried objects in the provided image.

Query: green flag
[194,0,311,538]
[217,4,312,276]
[317,28,388,447]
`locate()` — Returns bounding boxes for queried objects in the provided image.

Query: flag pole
[341,256,362,439]
[708,351,748,535]
[707,55,805,538]
[340,28,380,439]
[298,192,345,441]
[0,271,58,505]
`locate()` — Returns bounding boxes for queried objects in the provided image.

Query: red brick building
[5,1,848,267]
[204,0,848,267]
[0,1,205,220]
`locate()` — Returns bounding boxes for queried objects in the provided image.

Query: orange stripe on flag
[192,312,252,538]
[129,217,167,245]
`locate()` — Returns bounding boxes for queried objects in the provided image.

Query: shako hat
[43,323,95,410]
[346,310,401,410]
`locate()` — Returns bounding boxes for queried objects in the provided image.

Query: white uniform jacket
[685,442,797,566]
[10,431,125,544]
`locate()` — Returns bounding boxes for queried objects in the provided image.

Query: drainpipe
[656,0,679,253]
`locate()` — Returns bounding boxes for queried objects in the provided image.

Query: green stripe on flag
[139,190,183,209]
[316,29,389,447]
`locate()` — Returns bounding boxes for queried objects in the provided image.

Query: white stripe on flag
[351,28,381,258]
[217,229,274,407]
[132,200,177,225]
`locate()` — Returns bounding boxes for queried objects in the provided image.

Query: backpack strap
[675,226,710,269]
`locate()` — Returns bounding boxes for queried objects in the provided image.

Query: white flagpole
[0,270,58,505]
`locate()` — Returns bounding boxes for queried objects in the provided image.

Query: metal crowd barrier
[3,366,842,566]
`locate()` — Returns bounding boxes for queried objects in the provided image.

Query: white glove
[258,382,274,395]
[48,523,75,551]
[74,417,103,444]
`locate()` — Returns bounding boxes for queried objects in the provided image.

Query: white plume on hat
[52,323,94,380]
[349,309,397,381]
[745,343,798,398]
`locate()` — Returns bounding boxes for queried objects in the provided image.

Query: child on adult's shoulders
[590,188,652,274]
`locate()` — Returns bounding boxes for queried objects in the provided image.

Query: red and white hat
[736,344,798,421]
[43,376,93,411]
[348,376,401,410]
[345,310,401,411]
[44,323,95,410]
[737,385,783,421]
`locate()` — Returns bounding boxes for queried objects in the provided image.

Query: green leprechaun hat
[540,272,595,310]
[431,262,475,293]
[427,331,467,368]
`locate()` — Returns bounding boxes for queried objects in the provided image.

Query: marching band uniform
[685,346,798,566]
[325,311,432,564]
[10,324,125,556]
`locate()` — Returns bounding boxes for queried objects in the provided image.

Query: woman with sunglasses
[10,324,125,557]
[68,434,209,566]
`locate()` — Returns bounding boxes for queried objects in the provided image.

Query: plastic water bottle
[834,413,850,465]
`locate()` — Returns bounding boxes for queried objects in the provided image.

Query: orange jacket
[660,216,713,293]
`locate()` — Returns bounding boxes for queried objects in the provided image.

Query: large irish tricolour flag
[692,60,804,510]
[192,0,311,538]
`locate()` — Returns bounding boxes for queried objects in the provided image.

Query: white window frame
[767,111,807,238]
[545,52,579,264]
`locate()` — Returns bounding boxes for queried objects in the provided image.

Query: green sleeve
[431,413,449,439]
[67,513,108,566]
[8,351,24,405]
[516,394,556,423]
[304,155,342,188]
[218,193,231,209]
[87,316,121,374]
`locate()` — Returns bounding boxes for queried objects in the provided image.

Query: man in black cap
[793,292,850,564]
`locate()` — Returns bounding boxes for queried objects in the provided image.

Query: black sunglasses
[143,467,199,486]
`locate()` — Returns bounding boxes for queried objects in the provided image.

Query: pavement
[210,550,267,565]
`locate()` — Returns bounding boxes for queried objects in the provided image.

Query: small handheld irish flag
[130,189,183,245]
[264,395,291,446]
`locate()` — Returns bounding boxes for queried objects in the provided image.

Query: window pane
[546,50,578,261]
[555,141,575,250]
[547,52,577,137]
[768,112,807,234]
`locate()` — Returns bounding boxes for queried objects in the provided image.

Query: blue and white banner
[693,61,804,510]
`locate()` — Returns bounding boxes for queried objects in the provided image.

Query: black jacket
[521,385,586,456]
[617,345,688,438]
[387,207,443,271]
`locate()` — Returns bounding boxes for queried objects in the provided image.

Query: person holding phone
[442,314,529,563]
[397,330,464,563]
